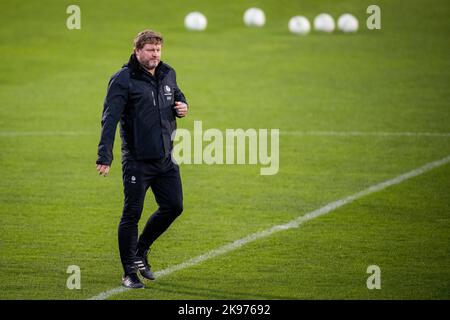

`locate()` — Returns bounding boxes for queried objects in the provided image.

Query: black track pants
[118,157,183,275]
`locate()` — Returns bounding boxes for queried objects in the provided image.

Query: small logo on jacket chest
[164,85,172,100]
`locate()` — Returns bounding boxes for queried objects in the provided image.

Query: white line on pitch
[88,154,450,300]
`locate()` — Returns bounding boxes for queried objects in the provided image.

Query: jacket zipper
[151,90,156,107]
[152,86,166,154]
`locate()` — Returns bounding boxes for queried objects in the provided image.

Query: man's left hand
[174,101,188,117]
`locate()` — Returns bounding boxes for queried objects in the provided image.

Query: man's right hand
[96,164,110,177]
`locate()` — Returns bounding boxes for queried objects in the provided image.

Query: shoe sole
[139,272,155,281]
[122,283,145,289]
[138,268,155,281]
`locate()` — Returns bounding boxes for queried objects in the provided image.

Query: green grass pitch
[0,0,449,299]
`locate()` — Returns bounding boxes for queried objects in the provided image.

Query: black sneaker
[135,249,155,281]
[122,273,145,289]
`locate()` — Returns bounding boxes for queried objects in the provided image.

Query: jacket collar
[125,53,170,82]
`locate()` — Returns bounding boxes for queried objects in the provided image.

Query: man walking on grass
[96,30,188,288]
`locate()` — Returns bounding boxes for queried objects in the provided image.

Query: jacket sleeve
[96,70,129,166]
[172,70,188,118]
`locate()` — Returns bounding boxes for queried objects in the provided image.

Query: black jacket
[96,54,187,165]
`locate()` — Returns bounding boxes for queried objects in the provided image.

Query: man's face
[135,43,162,71]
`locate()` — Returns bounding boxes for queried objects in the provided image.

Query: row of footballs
[185,8,359,34]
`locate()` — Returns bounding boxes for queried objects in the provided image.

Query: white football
[337,13,359,33]
[243,8,266,27]
[313,13,335,33]
[288,16,311,35]
[184,12,207,31]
